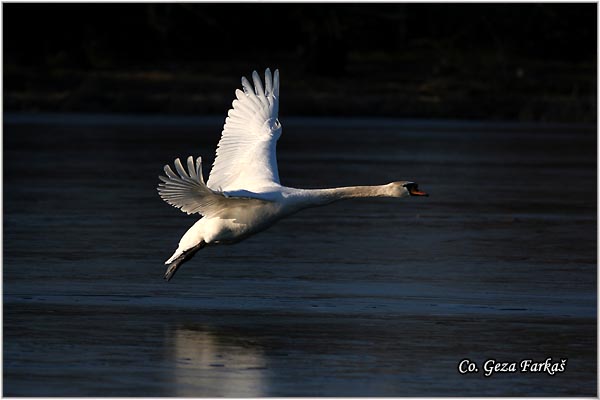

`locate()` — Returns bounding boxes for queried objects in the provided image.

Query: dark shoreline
[5,57,596,123]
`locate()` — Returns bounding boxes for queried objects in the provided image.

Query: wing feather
[264,68,273,96]
[158,156,268,216]
[174,158,188,178]
[187,156,197,180]
[164,165,178,179]
[207,68,282,193]
[158,157,227,216]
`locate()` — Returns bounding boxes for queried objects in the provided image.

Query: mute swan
[158,68,428,281]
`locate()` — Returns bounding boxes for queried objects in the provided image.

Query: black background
[4,3,597,121]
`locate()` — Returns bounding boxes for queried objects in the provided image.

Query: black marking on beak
[404,183,429,197]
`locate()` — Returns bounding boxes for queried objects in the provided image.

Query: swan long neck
[291,185,394,209]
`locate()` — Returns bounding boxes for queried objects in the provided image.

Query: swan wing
[207,68,282,193]
[158,156,269,217]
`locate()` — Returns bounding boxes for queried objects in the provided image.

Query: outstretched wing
[157,156,268,217]
[207,68,282,193]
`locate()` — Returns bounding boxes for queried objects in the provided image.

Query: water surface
[3,114,596,396]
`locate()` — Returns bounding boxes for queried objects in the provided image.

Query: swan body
[158,68,428,281]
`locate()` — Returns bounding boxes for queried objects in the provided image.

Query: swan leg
[164,241,206,281]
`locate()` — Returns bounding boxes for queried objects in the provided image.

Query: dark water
[3,114,596,396]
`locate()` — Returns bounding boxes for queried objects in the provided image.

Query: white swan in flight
[158,68,428,281]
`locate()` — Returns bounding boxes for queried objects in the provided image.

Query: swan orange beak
[409,186,429,197]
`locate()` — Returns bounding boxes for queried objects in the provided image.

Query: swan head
[387,181,429,198]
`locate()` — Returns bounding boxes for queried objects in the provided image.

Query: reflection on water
[166,326,268,397]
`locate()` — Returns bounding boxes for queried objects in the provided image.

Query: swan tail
[163,241,206,282]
